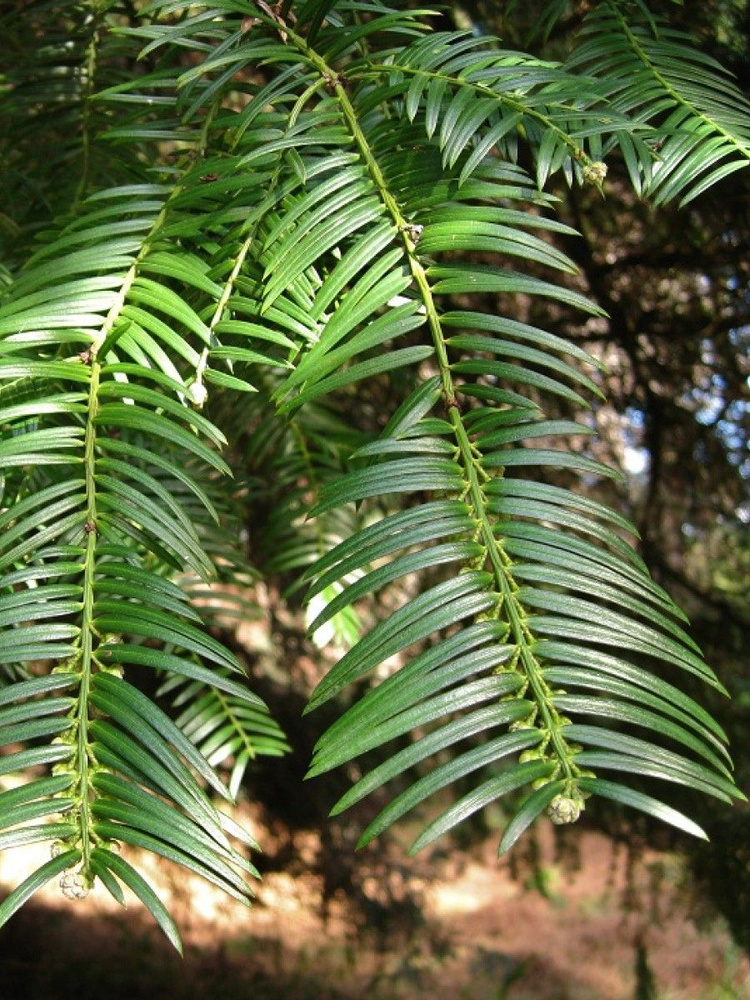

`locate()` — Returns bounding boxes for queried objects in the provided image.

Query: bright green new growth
[0,0,746,949]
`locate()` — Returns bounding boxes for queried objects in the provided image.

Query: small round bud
[406,223,423,245]
[547,794,583,825]
[187,379,208,408]
[60,870,90,900]
[583,161,607,187]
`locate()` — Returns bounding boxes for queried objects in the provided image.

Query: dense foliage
[0,0,747,949]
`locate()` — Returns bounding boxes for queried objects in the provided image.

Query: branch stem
[280,21,579,788]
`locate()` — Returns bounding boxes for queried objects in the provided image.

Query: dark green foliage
[0,0,745,948]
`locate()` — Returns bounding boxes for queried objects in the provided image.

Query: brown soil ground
[1,810,748,1000]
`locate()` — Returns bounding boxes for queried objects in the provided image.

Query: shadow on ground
[0,897,355,1000]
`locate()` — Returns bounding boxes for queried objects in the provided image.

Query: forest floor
[1,804,748,1000]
